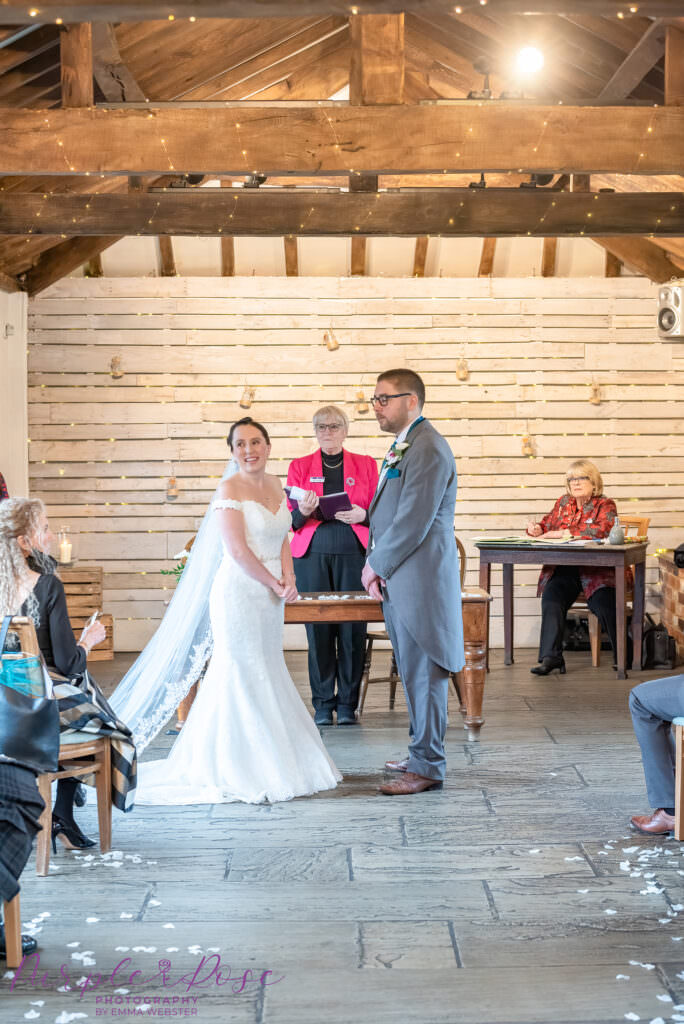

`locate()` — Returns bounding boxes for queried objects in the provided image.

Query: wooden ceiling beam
[60,22,94,107]
[3,104,684,175]
[0,2,682,22]
[541,236,557,276]
[592,236,681,282]
[4,189,683,236]
[0,268,22,292]
[597,19,666,102]
[348,13,404,277]
[20,234,120,295]
[0,25,58,76]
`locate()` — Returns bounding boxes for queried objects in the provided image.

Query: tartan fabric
[0,473,8,501]
[49,668,137,813]
[0,763,44,902]
[536,494,632,599]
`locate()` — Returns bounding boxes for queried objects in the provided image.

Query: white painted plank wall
[27,276,681,652]
[0,291,28,496]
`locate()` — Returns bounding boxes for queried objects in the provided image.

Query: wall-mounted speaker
[657,282,684,338]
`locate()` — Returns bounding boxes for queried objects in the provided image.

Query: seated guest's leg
[629,674,684,833]
[537,567,582,663]
[0,764,44,958]
[52,778,95,850]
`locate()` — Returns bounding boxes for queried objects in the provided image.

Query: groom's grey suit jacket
[367,418,465,674]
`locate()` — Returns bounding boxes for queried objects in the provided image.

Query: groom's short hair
[377,369,425,411]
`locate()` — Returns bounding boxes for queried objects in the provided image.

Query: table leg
[631,558,645,672]
[615,564,627,680]
[479,560,492,672]
[502,562,514,665]
[459,600,488,741]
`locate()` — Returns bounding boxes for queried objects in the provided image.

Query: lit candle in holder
[323,330,339,352]
[57,529,72,564]
[239,385,255,409]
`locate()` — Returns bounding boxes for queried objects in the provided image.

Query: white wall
[0,290,28,496]
[27,276,675,653]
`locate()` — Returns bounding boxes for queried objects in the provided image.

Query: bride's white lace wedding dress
[136,496,342,804]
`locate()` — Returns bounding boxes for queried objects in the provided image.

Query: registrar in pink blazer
[286,448,379,558]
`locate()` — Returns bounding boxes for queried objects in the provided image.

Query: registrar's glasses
[316,423,345,433]
[370,393,412,407]
[567,476,591,483]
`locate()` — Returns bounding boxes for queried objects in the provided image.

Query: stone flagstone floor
[2,650,684,1024]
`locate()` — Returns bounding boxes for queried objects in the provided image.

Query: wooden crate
[61,566,113,661]
[70,613,114,662]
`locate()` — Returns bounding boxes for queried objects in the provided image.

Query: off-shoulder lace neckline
[216,496,286,517]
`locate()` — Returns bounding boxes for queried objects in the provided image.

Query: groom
[362,369,465,795]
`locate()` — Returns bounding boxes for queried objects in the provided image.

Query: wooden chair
[356,535,467,716]
[35,734,112,876]
[674,718,684,841]
[583,514,650,666]
[5,619,114,876]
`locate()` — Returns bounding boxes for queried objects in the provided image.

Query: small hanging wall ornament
[166,473,179,501]
[589,380,602,406]
[355,389,369,415]
[521,433,535,458]
[456,357,470,382]
[239,385,255,410]
[110,355,124,380]
[323,329,340,352]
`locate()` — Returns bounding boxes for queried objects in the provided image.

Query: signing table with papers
[285,590,491,740]
[474,538,648,679]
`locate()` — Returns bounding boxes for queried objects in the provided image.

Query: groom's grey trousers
[629,674,684,809]
[381,587,449,782]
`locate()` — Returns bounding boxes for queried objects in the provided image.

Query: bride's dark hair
[227,417,271,449]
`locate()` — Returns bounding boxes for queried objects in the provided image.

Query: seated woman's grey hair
[312,405,349,432]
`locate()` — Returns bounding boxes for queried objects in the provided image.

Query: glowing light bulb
[515,47,544,75]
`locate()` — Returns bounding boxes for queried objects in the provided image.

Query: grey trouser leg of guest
[629,674,684,809]
[382,590,449,782]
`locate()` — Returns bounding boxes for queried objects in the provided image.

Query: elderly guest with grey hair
[286,405,379,726]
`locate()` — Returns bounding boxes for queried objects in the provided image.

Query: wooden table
[286,589,492,740]
[475,540,648,679]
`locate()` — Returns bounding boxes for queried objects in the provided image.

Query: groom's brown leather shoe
[384,757,409,772]
[378,772,443,795]
[630,808,676,835]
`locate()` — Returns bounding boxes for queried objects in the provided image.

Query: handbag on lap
[0,615,60,773]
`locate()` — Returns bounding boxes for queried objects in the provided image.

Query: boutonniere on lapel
[384,440,411,479]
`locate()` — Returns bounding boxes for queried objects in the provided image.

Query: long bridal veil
[110,461,238,752]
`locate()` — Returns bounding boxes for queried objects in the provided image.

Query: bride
[113,417,341,805]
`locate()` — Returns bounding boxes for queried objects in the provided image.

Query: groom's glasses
[370,393,412,407]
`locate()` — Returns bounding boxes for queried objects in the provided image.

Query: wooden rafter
[219,179,234,276]
[541,236,557,277]
[284,235,298,276]
[604,250,623,276]
[92,22,146,101]
[412,236,428,277]
[593,236,682,282]
[478,237,496,276]
[665,24,684,105]
[158,235,176,276]
[598,19,666,102]
[3,189,683,237]
[2,104,684,175]
[0,2,681,22]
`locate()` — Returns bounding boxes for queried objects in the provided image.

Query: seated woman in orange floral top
[526,458,629,676]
